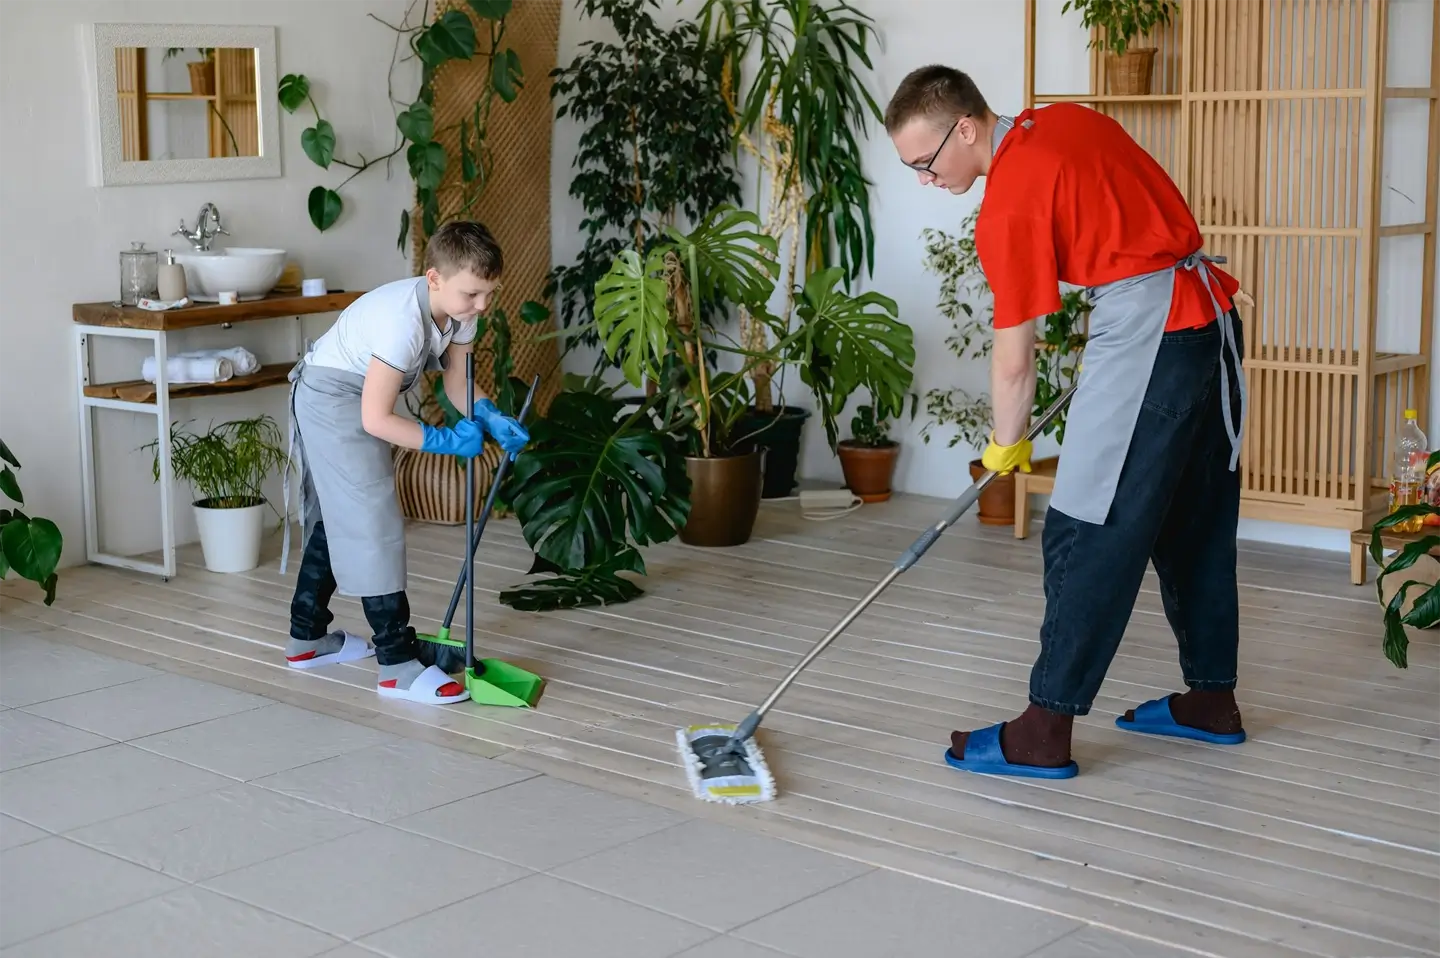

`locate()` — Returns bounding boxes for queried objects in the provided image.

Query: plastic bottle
[1388,409,1429,533]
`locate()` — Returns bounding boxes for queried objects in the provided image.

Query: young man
[280,220,530,705]
[885,66,1249,778]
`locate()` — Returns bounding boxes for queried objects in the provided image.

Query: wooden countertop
[73,290,363,330]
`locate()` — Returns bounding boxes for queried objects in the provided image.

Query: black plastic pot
[736,405,811,499]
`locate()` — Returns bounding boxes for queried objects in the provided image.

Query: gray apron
[989,116,1248,527]
[278,361,409,597]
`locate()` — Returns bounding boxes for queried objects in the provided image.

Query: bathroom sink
[175,248,286,302]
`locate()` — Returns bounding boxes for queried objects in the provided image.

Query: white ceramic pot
[193,499,266,573]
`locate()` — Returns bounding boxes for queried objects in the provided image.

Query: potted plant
[1060,0,1178,96]
[589,204,913,548]
[145,416,288,574]
[547,0,741,354]
[699,0,885,499]
[919,208,1088,525]
[0,439,63,605]
[164,48,216,96]
[839,403,903,503]
[1368,450,1440,669]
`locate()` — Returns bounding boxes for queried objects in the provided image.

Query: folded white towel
[187,346,260,376]
[141,356,235,384]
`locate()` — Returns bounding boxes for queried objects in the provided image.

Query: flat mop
[415,368,544,708]
[678,385,1078,803]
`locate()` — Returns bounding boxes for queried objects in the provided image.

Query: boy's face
[891,113,984,194]
[426,267,500,321]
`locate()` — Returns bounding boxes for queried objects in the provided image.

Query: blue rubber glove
[472,398,530,458]
[420,419,486,459]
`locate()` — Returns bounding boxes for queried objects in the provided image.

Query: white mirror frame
[81,23,282,187]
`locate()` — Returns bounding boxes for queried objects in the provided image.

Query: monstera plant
[499,204,913,608]
[0,440,62,605]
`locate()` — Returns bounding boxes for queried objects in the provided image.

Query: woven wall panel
[415,0,563,417]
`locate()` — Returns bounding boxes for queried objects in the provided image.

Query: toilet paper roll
[218,291,239,305]
[302,278,327,296]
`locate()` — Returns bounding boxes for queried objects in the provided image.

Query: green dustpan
[416,371,544,709]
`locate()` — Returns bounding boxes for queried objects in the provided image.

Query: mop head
[677,724,776,804]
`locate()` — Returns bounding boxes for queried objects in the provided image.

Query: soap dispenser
[158,249,187,302]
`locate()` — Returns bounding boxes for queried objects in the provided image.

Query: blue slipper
[1115,695,1246,745]
[942,723,1079,779]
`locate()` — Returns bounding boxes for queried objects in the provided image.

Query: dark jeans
[1030,314,1244,716]
[289,521,419,667]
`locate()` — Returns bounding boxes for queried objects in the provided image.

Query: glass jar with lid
[119,241,159,306]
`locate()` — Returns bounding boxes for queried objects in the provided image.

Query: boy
[885,66,1248,778]
[280,221,530,705]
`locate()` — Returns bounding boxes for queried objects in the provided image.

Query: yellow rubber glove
[981,432,1033,475]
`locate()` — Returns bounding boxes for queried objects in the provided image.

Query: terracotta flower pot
[968,459,1016,526]
[838,441,901,503]
[680,450,764,547]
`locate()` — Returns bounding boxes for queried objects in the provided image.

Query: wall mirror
[83,24,281,186]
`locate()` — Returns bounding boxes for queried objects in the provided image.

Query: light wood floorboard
[3,495,1436,958]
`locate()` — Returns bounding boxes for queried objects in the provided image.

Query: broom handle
[444,373,541,635]
[732,384,1078,741]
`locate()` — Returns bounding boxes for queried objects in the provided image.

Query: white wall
[551,0,1439,553]
[0,1,418,566]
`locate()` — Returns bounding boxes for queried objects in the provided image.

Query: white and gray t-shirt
[305,277,478,389]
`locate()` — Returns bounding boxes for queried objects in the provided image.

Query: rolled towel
[141,356,235,384]
[188,346,260,375]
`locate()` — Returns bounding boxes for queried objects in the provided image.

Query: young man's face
[427,267,500,322]
[891,114,984,194]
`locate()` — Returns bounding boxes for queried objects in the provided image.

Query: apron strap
[1179,251,1247,472]
[279,364,303,575]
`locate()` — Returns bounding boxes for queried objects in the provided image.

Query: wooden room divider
[1024,0,1438,580]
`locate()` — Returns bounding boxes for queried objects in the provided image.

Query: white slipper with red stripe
[377,664,469,705]
[286,631,375,670]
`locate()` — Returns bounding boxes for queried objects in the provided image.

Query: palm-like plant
[696,0,884,412]
[1369,449,1440,669]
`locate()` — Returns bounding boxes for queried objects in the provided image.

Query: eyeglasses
[903,116,966,176]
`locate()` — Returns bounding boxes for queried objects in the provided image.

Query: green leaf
[416,10,476,66]
[500,560,645,611]
[407,141,447,191]
[1401,580,1440,630]
[507,390,691,573]
[1,515,62,585]
[492,47,523,103]
[397,100,435,145]
[468,0,513,19]
[0,465,21,505]
[300,119,335,168]
[519,300,551,326]
[667,205,778,309]
[0,537,8,579]
[397,209,410,253]
[277,73,309,113]
[460,118,478,182]
[307,187,343,231]
[0,438,17,468]
[788,267,917,451]
[593,250,672,389]
[41,571,58,606]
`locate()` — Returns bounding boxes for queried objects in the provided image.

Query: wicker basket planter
[1105,47,1157,95]
[392,444,504,525]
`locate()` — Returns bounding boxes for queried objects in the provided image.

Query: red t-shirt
[975,103,1238,331]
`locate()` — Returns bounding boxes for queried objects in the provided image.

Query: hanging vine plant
[278,0,524,246]
[546,0,741,352]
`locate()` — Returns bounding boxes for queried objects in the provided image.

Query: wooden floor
[4,496,1437,958]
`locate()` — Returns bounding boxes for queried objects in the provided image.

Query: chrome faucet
[173,203,229,251]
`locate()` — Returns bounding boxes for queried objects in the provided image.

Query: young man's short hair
[425,221,503,279]
[884,65,991,134]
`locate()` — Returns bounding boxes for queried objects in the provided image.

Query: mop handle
[735,384,1078,737]
[442,373,542,631]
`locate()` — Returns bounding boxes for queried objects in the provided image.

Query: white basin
[175,248,286,302]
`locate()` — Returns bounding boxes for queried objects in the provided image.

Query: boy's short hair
[885,65,991,135]
[425,221,504,279]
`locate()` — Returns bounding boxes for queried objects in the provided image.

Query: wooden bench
[1013,457,1059,539]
